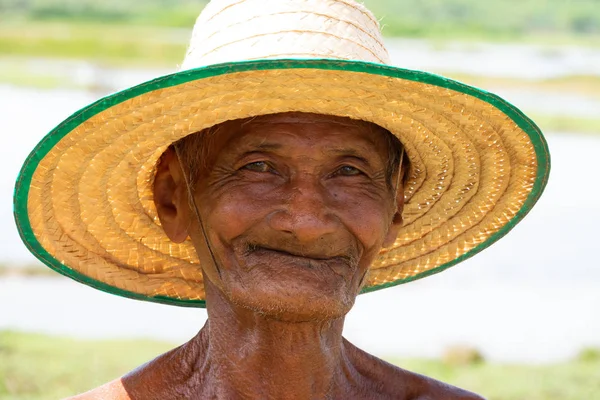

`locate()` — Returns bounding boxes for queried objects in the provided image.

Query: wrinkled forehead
[172,111,403,183]
[201,114,390,167]
[242,112,379,129]
[219,112,392,148]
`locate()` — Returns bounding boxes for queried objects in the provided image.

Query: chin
[227,282,358,322]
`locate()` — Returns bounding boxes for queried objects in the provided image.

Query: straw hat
[14,0,550,307]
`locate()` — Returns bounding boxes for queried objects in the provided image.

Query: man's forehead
[175,112,395,168]
[231,112,386,148]
[232,117,382,153]
[241,112,375,128]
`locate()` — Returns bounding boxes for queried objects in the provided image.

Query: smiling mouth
[247,244,349,261]
[243,244,355,273]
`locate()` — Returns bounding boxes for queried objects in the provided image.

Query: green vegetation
[442,73,600,100]
[0,0,206,28]
[1,331,599,400]
[529,114,600,135]
[396,357,600,400]
[441,345,485,366]
[0,263,56,277]
[1,1,599,67]
[1,0,599,41]
[0,22,187,66]
[578,347,600,363]
[0,331,174,399]
[365,0,600,41]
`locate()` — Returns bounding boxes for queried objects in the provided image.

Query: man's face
[181,113,401,321]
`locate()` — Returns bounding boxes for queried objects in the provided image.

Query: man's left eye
[336,165,362,176]
[242,161,271,173]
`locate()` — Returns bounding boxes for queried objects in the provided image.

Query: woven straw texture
[14,0,549,307]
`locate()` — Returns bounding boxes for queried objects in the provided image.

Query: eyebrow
[252,142,283,151]
[239,142,376,166]
[327,147,374,165]
[235,140,283,152]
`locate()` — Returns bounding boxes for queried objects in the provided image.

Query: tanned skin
[70,113,484,399]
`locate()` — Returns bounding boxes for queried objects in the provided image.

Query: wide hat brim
[14,59,550,307]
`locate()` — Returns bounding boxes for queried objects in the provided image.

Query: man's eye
[242,161,271,173]
[336,165,362,176]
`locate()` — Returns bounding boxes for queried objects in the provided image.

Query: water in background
[1,40,599,363]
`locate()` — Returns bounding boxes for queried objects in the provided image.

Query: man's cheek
[351,213,390,250]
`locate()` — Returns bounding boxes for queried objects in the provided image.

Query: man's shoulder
[66,379,131,400]
[346,342,485,400]
[376,359,485,399]
[403,369,486,400]
[371,358,484,399]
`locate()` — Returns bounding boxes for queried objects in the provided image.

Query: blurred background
[1,0,599,399]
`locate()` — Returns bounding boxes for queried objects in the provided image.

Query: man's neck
[196,284,351,399]
[121,283,359,399]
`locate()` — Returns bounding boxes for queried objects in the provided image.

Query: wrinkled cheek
[198,194,267,281]
[203,192,264,240]
[348,208,390,252]
[345,209,390,288]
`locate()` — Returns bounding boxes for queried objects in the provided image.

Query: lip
[243,245,354,276]
[255,245,346,262]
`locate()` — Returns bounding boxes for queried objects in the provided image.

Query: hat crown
[180,0,390,70]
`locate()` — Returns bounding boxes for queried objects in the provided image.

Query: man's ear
[153,147,190,243]
[382,182,404,248]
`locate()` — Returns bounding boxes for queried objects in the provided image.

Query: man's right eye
[242,161,271,173]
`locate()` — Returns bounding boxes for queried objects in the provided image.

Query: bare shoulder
[345,340,485,400]
[65,379,131,400]
[401,369,486,400]
[65,346,185,400]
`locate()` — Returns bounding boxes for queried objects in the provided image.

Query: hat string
[174,143,223,280]
[394,147,405,199]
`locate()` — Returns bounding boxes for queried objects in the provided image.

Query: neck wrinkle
[193,278,351,399]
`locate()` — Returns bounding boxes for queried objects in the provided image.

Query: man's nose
[268,176,339,242]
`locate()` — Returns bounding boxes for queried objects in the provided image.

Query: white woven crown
[180,0,391,70]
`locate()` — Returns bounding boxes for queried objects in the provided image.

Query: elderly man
[14,0,549,399]
[77,112,483,399]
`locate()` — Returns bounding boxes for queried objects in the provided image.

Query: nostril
[267,209,295,234]
[267,206,338,243]
[264,179,339,240]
